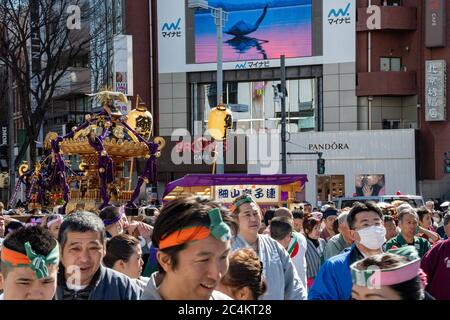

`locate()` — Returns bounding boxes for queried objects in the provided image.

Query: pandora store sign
[308,143,350,151]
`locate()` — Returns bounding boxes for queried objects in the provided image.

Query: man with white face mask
[309,202,385,300]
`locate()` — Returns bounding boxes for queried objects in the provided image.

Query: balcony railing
[356,71,417,96]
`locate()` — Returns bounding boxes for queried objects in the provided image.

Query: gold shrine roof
[60,137,149,157]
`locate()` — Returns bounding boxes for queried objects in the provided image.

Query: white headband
[47,214,63,228]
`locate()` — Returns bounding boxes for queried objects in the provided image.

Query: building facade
[152,0,450,203]
[153,0,422,204]
[356,0,450,200]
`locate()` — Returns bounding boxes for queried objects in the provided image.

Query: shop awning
[163,174,308,199]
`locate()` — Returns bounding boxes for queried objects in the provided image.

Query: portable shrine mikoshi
[10,92,165,214]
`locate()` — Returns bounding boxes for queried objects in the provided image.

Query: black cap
[323,208,338,219]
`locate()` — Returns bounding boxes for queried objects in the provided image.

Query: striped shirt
[305,237,326,279]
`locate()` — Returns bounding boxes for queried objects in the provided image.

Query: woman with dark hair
[351,246,428,300]
[416,206,440,244]
[260,208,275,234]
[216,248,267,300]
[100,206,154,249]
[303,213,326,288]
[99,206,129,238]
[103,234,149,289]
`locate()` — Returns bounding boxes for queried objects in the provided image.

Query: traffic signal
[317,158,325,175]
[445,152,450,174]
[276,83,288,97]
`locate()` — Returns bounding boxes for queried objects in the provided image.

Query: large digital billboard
[194,0,312,63]
[157,0,355,73]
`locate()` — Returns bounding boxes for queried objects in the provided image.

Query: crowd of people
[0,196,448,300]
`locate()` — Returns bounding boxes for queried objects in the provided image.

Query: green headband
[1,241,60,279]
[208,208,232,242]
[159,208,231,250]
[230,196,255,213]
[26,242,60,279]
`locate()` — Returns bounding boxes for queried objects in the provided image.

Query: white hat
[312,211,323,220]
[440,201,450,207]
[377,202,390,209]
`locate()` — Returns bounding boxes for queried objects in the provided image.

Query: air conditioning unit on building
[228,104,249,113]
[298,101,313,110]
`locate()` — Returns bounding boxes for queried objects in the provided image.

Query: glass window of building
[316,175,345,203]
[193,78,317,135]
[89,0,124,93]
[380,57,401,72]
[382,119,401,130]
[384,0,402,6]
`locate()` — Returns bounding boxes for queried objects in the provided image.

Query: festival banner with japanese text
[214,185,280,203]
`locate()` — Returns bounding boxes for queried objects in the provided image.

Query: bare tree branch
[0,0,108,165]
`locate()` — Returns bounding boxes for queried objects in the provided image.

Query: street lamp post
[189,0,228,174]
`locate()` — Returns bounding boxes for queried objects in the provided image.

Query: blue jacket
[56,265,143,300]
[308,244,361,300]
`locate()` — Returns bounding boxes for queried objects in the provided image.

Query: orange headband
[1,247,30,266]
[159,226,211,250]
[0,242,60,279]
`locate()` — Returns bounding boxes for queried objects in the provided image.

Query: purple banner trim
[163,174,309,199]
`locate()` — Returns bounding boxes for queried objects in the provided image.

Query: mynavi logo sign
[235,62,247,69]
[328,2,351,25]
[235,60,270,70]
[161,18,182,38]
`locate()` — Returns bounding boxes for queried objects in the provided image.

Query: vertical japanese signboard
[425,0,446,48]
[113,35,133,97]
[425,60,446,122]
[214,185,280,203]
[113,35,133,114]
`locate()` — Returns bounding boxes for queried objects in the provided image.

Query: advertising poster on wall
[113,35,133,97]
[355,174,386,197]
[194,0,312,63]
